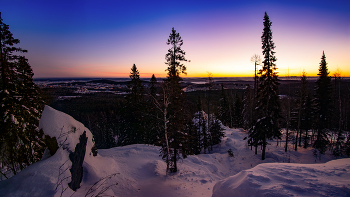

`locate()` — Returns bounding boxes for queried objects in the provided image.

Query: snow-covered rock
[0,106,118,197]
[39,105,94,154]
[212,158,350,197]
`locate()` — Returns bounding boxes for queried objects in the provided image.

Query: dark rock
[68,131,88,191]
[91,144,98,156]
[44,134,59,156]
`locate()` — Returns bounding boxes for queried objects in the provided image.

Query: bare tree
[149,82,171,174]
[295,71,307,151]
[333,68,343,156]
[285,68,291,152]
[206,72,214,151]
[251,54,261,97]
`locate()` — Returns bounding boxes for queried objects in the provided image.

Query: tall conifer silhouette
[314,51,332,154]
[161,27,188,173]
[0,13,45,175]
[249,12,282,160]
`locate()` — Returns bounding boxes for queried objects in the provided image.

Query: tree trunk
[164,107,170,174]
[285,127,289,152]
[295,129,299,151]
[299,129,302,147]
[173,146,177,173]
[262,137,266,160]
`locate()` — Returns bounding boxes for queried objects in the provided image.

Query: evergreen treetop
[315,51,332,128]
[161,27,189,173]
[127,64,144,104]
[165,27,187,82]
[150,74,157,97]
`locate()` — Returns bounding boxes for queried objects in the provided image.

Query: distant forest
[43,75,350,151]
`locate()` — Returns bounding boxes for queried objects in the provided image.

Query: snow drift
[212,158,350,197]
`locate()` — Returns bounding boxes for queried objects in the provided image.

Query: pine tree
[196,96,205,153]
[302,93,313,148]
[206,72,214,151]
[218,84,230,127]
[16,57,45,164]
[293,71,311,150]
[249,12,282,160]
[127,64,144,104]
[242,85,254,130]
[118,64,145,145]
[233,94,243,128]
[161,27,188,173]
[0,14,44,175]
[209,117,225,147]
[332,70,346,157]
[95,112,116,149]
[150,74,157,98]
[313,51,332,154]
[145,74,161,144]
[186,96,203,155]
[193,103,208,154]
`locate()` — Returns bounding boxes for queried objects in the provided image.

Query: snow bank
[212,158,350,197]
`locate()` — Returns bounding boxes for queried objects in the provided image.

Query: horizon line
[34,76,347,80]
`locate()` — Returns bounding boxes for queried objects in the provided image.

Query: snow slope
[0,106,349,197]
[212,159,350,197]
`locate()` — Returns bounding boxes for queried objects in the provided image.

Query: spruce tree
[302,93,313,148]
[192,96,207,154]
[218,84,230,127]
[294,71,312,149]
[242,85,254,130]
[118,64,145,145]
[150,74,157,98]
[16,57,45,164]
[161,27,188,173]
[233,94,243,128]
[332,71,346,157]
[0,14,44,175]
[209,117,224,148]
[95,112,116,149]
[249,12,282,160]
[313,51,332,154]
[190,96,204,154]
[145,74,161,144]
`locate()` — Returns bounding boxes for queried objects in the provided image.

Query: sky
[2,0,350,78]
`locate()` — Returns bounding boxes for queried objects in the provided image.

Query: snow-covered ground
[0,106,349,197]
[212,158,350,197]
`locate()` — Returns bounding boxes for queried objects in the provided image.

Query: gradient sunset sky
[2,0,350,78]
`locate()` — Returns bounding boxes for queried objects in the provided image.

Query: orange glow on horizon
[33,65,350,78]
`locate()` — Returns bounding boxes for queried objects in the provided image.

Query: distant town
[34,77,326,100]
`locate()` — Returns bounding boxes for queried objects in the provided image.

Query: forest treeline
[1,11,350,177]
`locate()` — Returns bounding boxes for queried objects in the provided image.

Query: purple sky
[2,0,350,78]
